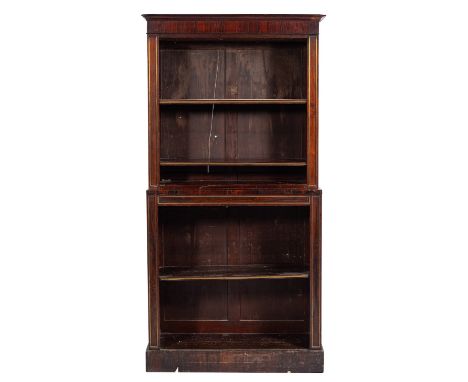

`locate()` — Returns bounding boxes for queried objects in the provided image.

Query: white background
[1,0,468,381]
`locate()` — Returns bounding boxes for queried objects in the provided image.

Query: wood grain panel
[160,105,305,163]
[160,320,306,334]
[225,43,306,99]
[146,347,324,372]
[161,42,306,100]
[160,207,228,266]
[239,279,307,321]
[161,281,228,322]
[160,46,226,99]
[237,206,307,265]
[160,106,226,161]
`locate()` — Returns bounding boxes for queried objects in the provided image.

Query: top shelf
[159,99,307,105]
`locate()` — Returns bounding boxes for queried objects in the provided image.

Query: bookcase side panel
[148,36,160,188]
[147,193,160,348]
[309,194,322,348]
[307,35,319,188]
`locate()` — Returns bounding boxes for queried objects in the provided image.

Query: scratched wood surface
[160,41,306,100]
[160,105,306,163]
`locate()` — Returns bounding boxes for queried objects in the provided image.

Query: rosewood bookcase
[143,14,325,372]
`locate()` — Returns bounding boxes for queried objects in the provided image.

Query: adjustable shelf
[159,265,309,281]
[160,161,307,167]
[159,98,307,105]
[144,14,324,373]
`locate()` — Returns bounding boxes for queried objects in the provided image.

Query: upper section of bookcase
[142,14,326,37]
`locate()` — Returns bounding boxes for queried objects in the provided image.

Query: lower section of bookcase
[146,189,322,372]
[146,345,324,372]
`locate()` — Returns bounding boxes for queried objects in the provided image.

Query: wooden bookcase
[143,14,325,373]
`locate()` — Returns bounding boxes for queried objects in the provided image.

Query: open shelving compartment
[158,205,310,349]
[144,14,324,373]
[159,40,308,185]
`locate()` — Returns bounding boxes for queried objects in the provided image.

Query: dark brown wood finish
[157,195,311,206]
[143,14,324,38]
[310,194,322,348]
[307,36,319,188]
[159,265,309,281]
[160,99,307,104]
[147,36,160,188]
[159,333,308,349]
[146,193,159,348]
[160,41,306,99]
[160,105,306,164]
[144,14,324,373]
[147,347,324,372]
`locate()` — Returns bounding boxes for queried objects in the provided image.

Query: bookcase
[143,14,325,373]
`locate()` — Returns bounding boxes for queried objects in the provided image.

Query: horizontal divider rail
[157,195,311,206]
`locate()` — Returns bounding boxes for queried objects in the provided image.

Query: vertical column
[148,36,160,188]
[307,35,319,188]
[309,194,322,348]
[147,193,160,348]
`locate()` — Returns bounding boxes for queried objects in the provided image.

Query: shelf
[160,333,308,350]
[159,265,309,281]
[159,98,307,105]
[160,161,307,167]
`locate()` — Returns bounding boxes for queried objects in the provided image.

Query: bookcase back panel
[162,281,228,321]
[160,42,306,99]
[160,105,306,162]
[160,206,308,267]
[160,166,306,183]
[236,207,307,265]
[161,279,308,333]
[239,279,307,321]
[161,207,228,267]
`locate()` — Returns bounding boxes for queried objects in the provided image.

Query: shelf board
[160,161,307,167]
[159,98,307,105]
[159,265,309,281]
[160,333,308,350]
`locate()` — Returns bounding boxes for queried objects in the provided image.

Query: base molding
[146,346,324,372]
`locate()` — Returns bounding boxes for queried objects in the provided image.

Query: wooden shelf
[159,98,307,105]
[160,161,307,167]
[160,333,308,350]
[159,265,309,281]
